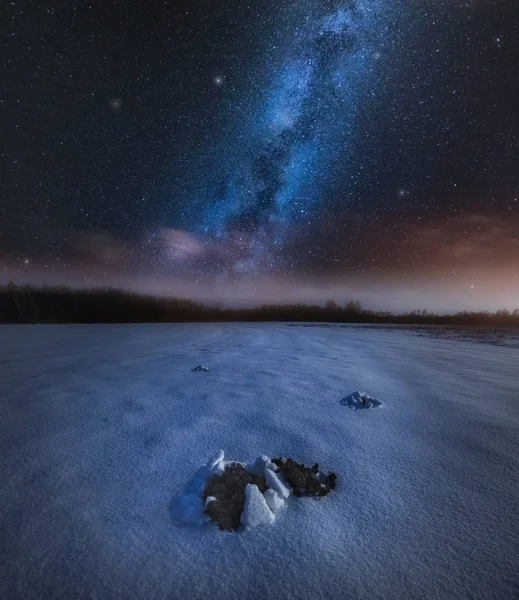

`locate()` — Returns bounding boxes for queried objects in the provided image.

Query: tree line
[2,282,519,326]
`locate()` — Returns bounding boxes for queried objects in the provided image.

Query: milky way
[2,0,519,310]
[200,1,385,271]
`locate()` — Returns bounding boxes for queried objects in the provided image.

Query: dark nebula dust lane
[1,0,518,310]
[197,1,388,272]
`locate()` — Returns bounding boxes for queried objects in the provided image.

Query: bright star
[110,98,122,111]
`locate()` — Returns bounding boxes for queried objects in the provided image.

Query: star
[110,98,122,111]
[213,76,224,87]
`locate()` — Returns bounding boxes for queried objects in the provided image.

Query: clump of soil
[202,457,337,532]
[203,463,267,531]
[271,458,337,497]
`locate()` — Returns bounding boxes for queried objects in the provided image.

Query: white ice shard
[206,449,224,471]
[185,450,224,496]
[248,454,275,475]
[265,468,290,499]
[264,488,284,513]
[241,484,275,529]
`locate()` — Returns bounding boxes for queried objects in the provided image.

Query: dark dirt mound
[203,463,267,531]
[203,458,337,532]
[271,458,337,497]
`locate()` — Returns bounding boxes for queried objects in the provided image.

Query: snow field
[1,323,518,600]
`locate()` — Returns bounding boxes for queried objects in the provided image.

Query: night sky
[2,0,518,311]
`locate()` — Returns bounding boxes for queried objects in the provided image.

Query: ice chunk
[211,461,225,475]
[247,454,274,475]
[206,449,224,471]
[264,488,284,513]
[185,450,224,496]
[241,484,275,529]
[191,365,210,372]
[265,468,290,499]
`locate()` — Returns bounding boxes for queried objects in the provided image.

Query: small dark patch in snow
[29,467,49,485]
[340,391,382,410]
[142,431,161,449]
[204,463,267,531]
[191,365,210,372]
[272,458,337,497]
[122,398,146,413]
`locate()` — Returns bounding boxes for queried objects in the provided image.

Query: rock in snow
[340,390,382,410]
[174,451,335,532]
[192,364,210,372]
[241,484,275,529]
[265,467,291,499]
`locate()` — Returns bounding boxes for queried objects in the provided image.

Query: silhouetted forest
[2,282,519,326]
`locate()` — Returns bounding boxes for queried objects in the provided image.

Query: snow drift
[340,390,382,410]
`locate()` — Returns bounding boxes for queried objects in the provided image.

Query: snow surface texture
[340,390,382,410]
[290,322,519,349]
[1,323,519,599]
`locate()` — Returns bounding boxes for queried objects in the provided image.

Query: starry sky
[2,0,518,311]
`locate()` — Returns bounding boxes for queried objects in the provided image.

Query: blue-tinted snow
[1,323,518,599]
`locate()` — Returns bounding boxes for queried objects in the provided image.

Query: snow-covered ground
[1,323,518,599]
